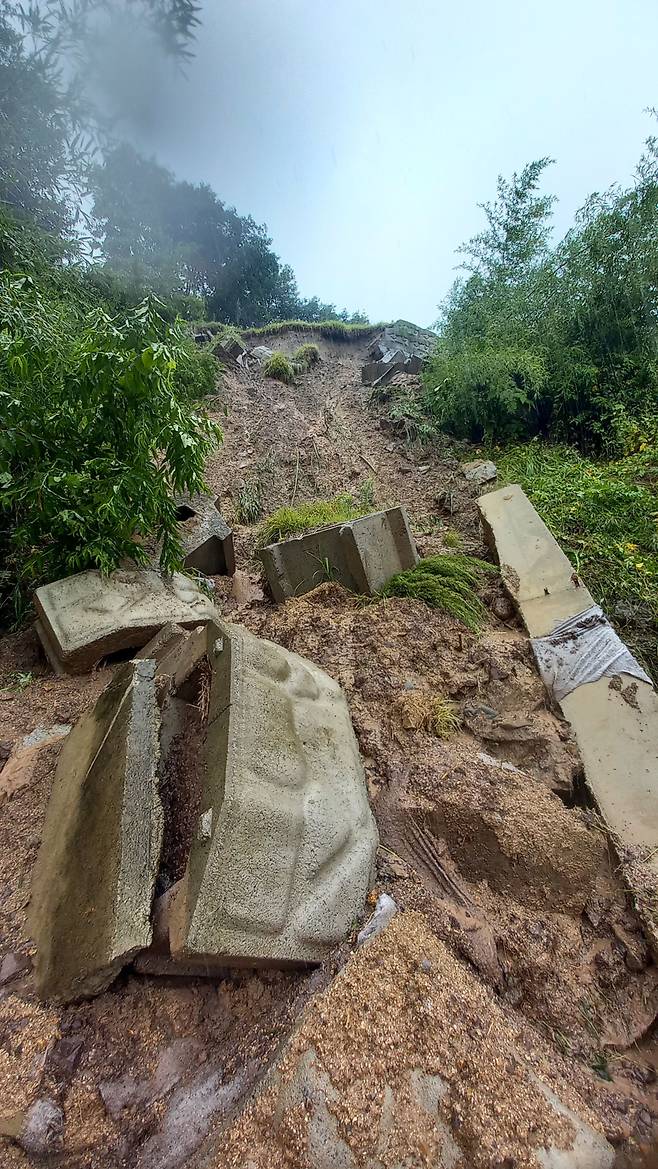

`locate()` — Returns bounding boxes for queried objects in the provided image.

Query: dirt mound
[210,913,615,1169]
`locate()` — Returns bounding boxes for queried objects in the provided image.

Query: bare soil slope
[0,333,656,1168]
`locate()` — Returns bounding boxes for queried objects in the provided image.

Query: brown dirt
[0,333,656,1168]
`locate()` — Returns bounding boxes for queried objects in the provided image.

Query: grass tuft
[234,479,263,524]
[292,343,321,372]
[398,692,462,738]
[379,554,498,632]
[257,493,369,546]
[263,351,294,384]
[442,528,462,549]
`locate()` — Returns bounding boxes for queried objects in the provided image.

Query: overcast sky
[112,0,658,325]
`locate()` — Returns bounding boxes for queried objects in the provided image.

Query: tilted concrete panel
[175,493,235,577]
[169,620,378,966]
[30,660,163,1001]
[478,483,658,955]
[34,569,219,673]
[259,507,419,602]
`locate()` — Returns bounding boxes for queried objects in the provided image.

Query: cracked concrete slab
[29,660,163,1001]
[259,506,418,602]
[479,483,658,955]
[168,620,378,967]
[34,568,219,674]
[174,493,235,577]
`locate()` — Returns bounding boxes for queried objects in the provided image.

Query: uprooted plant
[378,554,498,632]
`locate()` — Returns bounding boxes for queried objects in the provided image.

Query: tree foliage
[90,144,368,328]
[424,134,658,451]
[0,216,220,621]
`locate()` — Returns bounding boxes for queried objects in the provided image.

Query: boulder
[259,506,419,603]
[167,619,378,967]
[29,660,163,1001]
[174,493,235,576]
[34,568,219,674]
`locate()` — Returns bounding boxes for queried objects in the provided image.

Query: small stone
[19,1099,64,1156]
[0,951,31,986]
[45,1036,84,1082]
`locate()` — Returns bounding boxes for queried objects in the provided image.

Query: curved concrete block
[259,506,418,602]
[30,660,163,1001]
[170,621,378,966]
[34,569,219,673]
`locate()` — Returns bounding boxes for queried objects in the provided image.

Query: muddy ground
[0,333,657,1168]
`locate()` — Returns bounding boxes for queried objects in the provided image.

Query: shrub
[0,283,222,619]
[263,351,294,385]
[170,334,218,399]
[293,343,320,371]
[379,554,498,631]
[257,494,366,546]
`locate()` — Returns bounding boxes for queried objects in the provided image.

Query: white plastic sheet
[531,604,652,702]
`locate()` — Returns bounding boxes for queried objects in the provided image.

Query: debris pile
[361,320,437,387]
[29,618,378,1001]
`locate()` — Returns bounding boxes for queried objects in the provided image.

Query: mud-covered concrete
[169,620,378,966]
[259,506,418,602]
[29,660,163,1001]
[34,568,219,673]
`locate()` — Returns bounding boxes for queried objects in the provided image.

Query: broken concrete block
[34,568,219,674]
[251,345,274,361]
[175,493,235,576]
[462,458,497,486]
[0,724,70,801]
[29,660,163,1001]
[168,620,378,967]
[479,483,658,956]
[259,506,419,602]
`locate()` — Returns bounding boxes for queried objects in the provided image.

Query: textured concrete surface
[34,568,219,673]
[479,483,658,953]
[169,619,378,966]
[30,660,163,1001]
[259,506,418,602]
[478,484,594,635]
[175,493,235,577]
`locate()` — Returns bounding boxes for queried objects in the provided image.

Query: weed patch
[263,352,294,385]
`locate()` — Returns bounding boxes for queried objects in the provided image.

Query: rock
[167,620,378,967]
[29,660,163,1001]
[259,506,419,603]
[44,1036,84,1082]
[231,570,265,608]
[19,1099,64,1156]
[462,459,497,486]
[173,493,235,577]
[356,893,397,947]
[0,725,71,800]
[251,346,274,361]
[34,568,219,674]
[0,951,31,985]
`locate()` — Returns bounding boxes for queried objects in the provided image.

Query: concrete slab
[259,506,419,602]
[34,569,219,674]
[168,620,378,966]
[478,484,658,952]
[29,660,163,1001]
[175,493,235,577]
